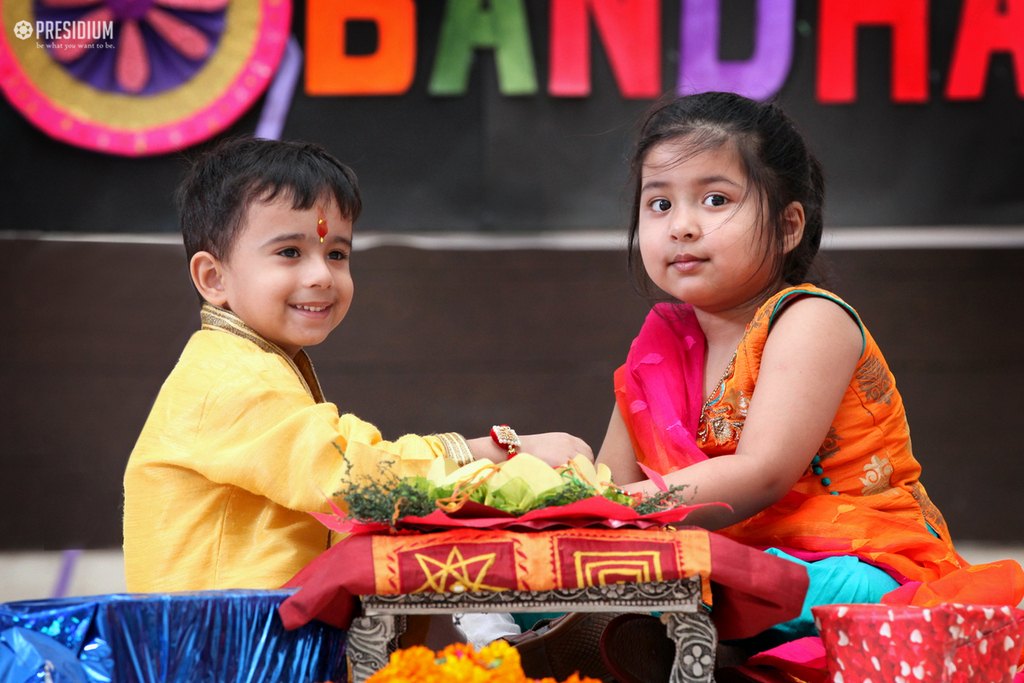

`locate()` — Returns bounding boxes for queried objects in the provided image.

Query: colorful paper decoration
[428,0,537,96]
[678,0,795,102]
[305,0,415,96]
[817,0,929,103]
[0,0,291,155]
[548,0,660,99]
[946,0,1024,100]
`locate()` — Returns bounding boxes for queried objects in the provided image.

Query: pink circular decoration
[0,0,291,156]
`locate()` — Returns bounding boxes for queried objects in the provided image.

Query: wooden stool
[348,576,718,683]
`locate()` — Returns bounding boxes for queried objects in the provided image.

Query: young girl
[595,92,1023,657]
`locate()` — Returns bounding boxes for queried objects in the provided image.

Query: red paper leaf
[638,461,669,491]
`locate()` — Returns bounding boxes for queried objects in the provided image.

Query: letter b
[306,0,416,96]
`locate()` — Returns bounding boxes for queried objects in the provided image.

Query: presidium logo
[12,19,114,46]
[13,21,33,40]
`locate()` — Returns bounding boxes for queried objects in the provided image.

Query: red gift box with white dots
[812,603,1024,683]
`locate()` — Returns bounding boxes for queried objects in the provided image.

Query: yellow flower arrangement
[365,640,602,683]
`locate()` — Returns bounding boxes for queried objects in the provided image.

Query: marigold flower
[364,642,602,683]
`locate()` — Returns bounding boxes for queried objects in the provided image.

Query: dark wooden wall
[1,239,1021,549]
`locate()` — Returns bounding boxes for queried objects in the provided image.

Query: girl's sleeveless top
[615,285,963,584]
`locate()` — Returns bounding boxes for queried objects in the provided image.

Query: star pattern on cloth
[413,547,506,594]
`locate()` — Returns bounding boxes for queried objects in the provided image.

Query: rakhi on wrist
[490,424,521,458]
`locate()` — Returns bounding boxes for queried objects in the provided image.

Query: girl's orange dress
[615,285,1022,607]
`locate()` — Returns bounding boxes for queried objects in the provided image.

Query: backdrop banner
[1,0,1022,233]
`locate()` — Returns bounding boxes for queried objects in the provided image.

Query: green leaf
[484,476,537,514]
[527,479,596,511]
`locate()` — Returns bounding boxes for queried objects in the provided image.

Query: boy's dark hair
[626,91,826,300]
[178,137,362,263]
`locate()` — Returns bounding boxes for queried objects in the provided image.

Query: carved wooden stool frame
[348,577,718,683]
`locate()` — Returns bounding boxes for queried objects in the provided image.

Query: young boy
[123,138,590,592]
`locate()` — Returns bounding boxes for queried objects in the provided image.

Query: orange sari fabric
[616,286,1021,601]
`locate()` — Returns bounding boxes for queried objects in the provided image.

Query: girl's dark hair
[626,91,826,299]
[177,137,362,263]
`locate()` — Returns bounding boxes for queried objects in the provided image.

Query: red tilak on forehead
[316,206,327,242]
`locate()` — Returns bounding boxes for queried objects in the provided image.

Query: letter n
[946,0,1024,99]
[306,0,416,96]
[817,0,929,103]
[429,0,538,96]
[548,0,660,98]
[679,0,795,101]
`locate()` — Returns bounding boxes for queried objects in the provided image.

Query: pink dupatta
[615,303,708,474]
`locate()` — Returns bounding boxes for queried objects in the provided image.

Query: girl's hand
[620,479,655,496]
[466,432,593,466]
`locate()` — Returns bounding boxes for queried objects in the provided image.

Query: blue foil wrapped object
[0,590,346,683]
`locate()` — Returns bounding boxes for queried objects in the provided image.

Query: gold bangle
[436,432,474,467]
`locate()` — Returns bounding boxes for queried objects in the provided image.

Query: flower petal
[153,0,229,11]
[49,6,114,63]
[144,7,210,60]
[116,20,150,93]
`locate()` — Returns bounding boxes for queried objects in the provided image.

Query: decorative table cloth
[279,527,809,682]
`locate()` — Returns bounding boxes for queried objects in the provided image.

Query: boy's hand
[467,432,592,466]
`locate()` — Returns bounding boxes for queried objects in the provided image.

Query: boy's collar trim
[199,303,325,403]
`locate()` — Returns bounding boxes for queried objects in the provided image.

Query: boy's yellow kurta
[123,305,449,592]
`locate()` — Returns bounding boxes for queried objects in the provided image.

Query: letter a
[678,0,795,101]
[429,0,538,96]
[306,0,416,96]
[946,0,1024,99]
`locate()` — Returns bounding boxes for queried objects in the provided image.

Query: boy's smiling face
[193,194,354,358]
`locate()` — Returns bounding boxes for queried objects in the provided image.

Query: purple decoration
[678,0,795,101]
[106,0,154,21]
[255,36,302,141]
[50,549,82,599]
[33,0,226,96]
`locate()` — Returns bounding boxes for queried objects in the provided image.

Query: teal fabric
[510,612,565,632]
[730,549,900,652]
